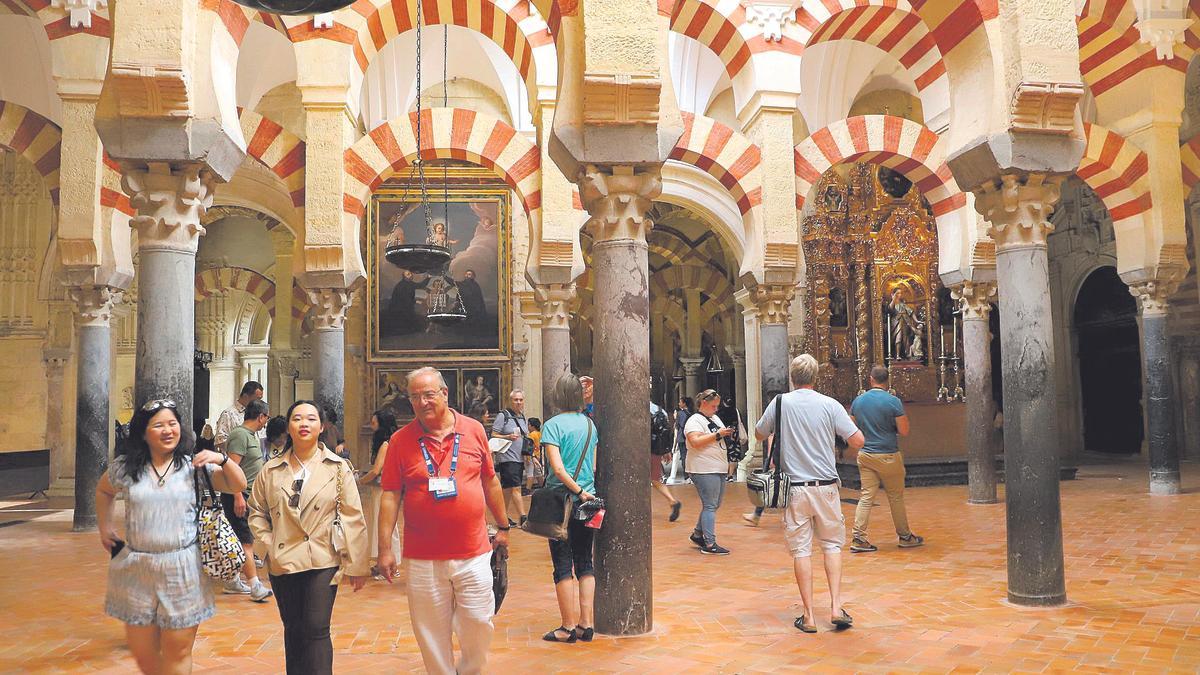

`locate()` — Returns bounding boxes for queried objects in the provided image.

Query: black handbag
[746,395,791,509]
[523,419,593,541]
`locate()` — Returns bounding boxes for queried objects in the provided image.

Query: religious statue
[828,287,848,327]
[889,287,921,361]
[910,308,926,361]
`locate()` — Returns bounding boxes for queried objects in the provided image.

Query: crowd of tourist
[97,353,924,673]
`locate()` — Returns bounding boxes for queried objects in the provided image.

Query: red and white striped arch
[343,107,541,229]
[669,112,762,216]
[800,1,949,118]
[667,0,755,77]
[650,265,736,321]
[1076,1,1187,98]
[0,100,60,203]
[904,0,996,56]
[1180,133,1200,191]
[195,266,312,328]
[794,115,964,220]
[0,0,111,39]
[240,110,306,210]
[1077,123,1151,226]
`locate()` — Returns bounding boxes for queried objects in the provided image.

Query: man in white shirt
[756,354,864,634]
[214,381,264,453]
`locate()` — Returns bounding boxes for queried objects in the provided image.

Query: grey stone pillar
[976,174,1066,607]
[42,348,71,494]
[751,284,795,399]
[68,287,120,531]
[579,166,660,636]
[954,282,999,504]
[537,283,575,416]
[731,349,747,413]
[1128,281,1181,495]
[1180,348,1200,461]
[306,288,352,429]
[124,163,216,427]
[680,357,704,397]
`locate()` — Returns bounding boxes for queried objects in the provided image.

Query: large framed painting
[368,180,511,362]
[460,368,502,420]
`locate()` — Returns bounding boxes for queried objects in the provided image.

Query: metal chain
[414,1,432,232]
[443,23,449,225]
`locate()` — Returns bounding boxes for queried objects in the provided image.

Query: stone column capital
[750,283,795,325]
[535,282,576,330]
[578,165,662,243]
[952,281,998,321]
[680,357,705,377]
[122,161,218,254]
[306,287,354,331]
[973,173,1065,251]
[1128,278,1179,316]
[69,285,123,327]
[43,348,73,369]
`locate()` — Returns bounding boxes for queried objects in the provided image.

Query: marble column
[975,173,1066,607]
[43,348,71,494]
[1180,348,1200,462]
[124,162,216,428]
[1128,281,1181,495]
[536,283,574,416]
[680,357,704,398]
[753,284,795,399]
[68,286,120,531]
[954,282,999,505]
[306,288,352,430]
[267,350,300,415]
[731,349,748,415]
[579,166,659,636]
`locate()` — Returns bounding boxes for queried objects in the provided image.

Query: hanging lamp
[384,12,455,274]
[229,0,356,15]
[707,345,725,373]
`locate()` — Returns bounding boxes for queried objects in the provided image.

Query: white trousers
[406,551,495,675]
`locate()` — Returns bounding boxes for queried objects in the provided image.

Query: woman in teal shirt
[539,373,599,644]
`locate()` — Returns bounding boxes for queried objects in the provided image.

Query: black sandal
[831,609,853,630]
[542,626,577,643]
[574,625,594,642]
[794,616,817,633]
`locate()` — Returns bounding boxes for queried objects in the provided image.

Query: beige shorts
[783,483,846,558]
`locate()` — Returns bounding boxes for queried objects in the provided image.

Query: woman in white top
[684,389,734,555]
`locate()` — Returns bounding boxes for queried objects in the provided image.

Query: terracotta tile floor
[3,459,1199,673]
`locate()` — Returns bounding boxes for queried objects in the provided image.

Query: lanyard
[418,433,460,478]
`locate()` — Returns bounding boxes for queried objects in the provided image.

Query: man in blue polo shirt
[848,365,923,553]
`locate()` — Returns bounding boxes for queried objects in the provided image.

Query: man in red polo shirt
[377,366,509,675]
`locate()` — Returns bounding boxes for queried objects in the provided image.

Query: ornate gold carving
[306,287,353,331]
[539,239,575,269]
[581,73,661,125]
[69,285,122,328]
[1009,81,1085,134]
[1128,279,1179,316]
[974,173,1064,250]
[578,165,661,243]
[535,282,576,330]
[751,283,794,325]
[951,281,997,321]
[122,161,216,253]
[107,62,191,118]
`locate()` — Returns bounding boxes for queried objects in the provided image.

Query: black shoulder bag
[523,419,593,541]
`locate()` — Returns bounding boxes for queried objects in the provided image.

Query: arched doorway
[1074,267,1142,454]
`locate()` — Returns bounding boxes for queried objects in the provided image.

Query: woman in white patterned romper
[96,399,247,674]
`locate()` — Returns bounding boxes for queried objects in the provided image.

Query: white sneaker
[223,578,251,595]
[249,579,273,603]
[742,512,761,527]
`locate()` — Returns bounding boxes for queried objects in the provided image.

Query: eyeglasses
[289,479,303,508]
[141,399,177,413]
[412,390,445,402]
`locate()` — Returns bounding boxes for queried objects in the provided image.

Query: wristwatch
[219,454,230,467]
[497,525,511,531]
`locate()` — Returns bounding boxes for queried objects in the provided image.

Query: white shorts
[782,483,846,557]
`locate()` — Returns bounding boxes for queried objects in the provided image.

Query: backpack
[650,406,673,455]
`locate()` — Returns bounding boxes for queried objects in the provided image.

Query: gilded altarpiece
[802,164,956,403]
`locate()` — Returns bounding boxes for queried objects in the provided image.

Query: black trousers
[270,567,339,675]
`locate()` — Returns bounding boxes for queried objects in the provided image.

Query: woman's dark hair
[283,400,326,451]
[682,396,695,414]
[370,409,398,461]
[122,402,195,482]
[528,417,542,431]
[265,415,288,444]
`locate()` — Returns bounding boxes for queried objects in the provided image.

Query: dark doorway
[193,350,211,433]
[1074,267,1142,454]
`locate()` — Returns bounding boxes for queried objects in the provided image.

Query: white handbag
[746,395,791,509]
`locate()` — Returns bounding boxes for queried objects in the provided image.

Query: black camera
[708,420,744,462]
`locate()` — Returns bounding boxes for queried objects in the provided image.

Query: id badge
[428,476,458,500]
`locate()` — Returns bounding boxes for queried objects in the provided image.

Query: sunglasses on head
[698,390,720,401]
[141,399,178,413]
